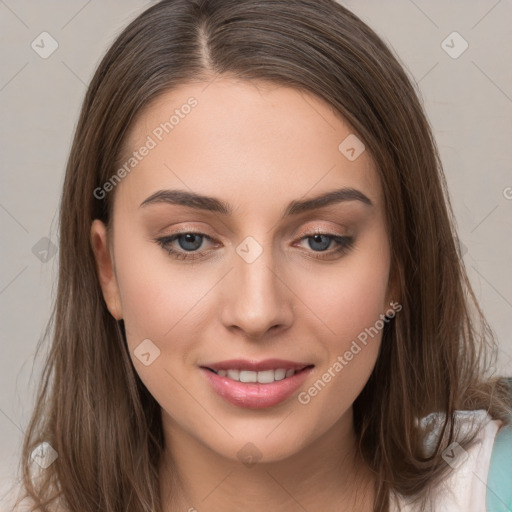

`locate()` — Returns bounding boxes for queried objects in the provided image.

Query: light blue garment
[486,423,512,511]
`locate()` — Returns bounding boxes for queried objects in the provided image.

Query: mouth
[199,359,315,409]
[201,366,313,383]
[200,358,314,383]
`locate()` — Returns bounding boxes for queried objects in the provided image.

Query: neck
[159,408,375,512]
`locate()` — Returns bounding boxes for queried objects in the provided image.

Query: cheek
[293,234,390,408]
[296,274,387,423]
[112,236,212,410]
[111,230,218,371]
[295,244,390,341]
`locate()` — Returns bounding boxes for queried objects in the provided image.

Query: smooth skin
[91,78,396,511]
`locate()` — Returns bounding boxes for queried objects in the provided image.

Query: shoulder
[486,420,512,511]
[391,409,506,512]
[420,409,499,455]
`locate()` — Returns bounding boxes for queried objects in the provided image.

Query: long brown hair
[13,0,511,510]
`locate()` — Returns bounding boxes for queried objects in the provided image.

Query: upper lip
[201,359,314,372]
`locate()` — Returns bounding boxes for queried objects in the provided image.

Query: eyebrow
[139,187,373,218]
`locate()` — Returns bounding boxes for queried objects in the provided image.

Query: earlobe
[90,219,123,320]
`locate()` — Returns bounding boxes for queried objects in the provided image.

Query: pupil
[179,233,202,251]
[309,234,330,251]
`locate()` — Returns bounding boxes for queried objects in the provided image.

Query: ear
[90,219,123,320]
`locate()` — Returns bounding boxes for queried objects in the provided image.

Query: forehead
[113,78,382,215]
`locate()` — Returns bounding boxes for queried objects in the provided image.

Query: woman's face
[91,78,394,464]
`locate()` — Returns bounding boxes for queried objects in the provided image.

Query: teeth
[214,368,298,383]
[227,369,240,380]
[274,369,286,381]
[239,370,257,383]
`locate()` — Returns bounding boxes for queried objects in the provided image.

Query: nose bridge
[221,234,293,336]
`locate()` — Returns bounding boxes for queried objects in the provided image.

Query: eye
[294,233,354,259]
[155,231,218,261]
[155,230,354,261]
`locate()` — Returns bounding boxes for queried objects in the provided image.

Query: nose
[220,240,294,340]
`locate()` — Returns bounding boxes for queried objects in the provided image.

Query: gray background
[1,0,511,492]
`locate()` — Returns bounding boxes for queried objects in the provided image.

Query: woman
[4,0,511,511]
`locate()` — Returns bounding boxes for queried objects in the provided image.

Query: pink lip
[201,358,312,372]
[200,365,314,409]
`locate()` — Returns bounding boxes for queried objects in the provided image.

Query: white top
[0,410,502,512]
[391,409,502,511]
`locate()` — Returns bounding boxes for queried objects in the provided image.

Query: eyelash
[155,230,354,261]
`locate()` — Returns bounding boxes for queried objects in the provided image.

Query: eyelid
[155,231,218,262]
[293,223,349,240]
[155,227,354,262]
[157,224,348,245]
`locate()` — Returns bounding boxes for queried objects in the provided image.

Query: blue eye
[304,234,342,251]
[155,231,354,261]
[172,233,204,251]
[156,232,215,261]
[295,233,354,259]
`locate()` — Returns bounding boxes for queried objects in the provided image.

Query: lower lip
[200,366,314,409]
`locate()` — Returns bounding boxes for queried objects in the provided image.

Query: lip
[200,364,314,409]
[201,358,312,372]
